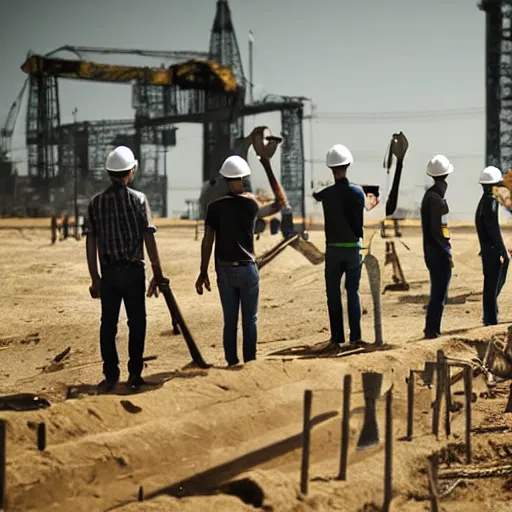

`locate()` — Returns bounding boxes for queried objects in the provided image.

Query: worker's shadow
[66,367,210,398]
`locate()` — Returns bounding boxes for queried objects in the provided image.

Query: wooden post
[51,216,57,244]
[300,390,313,495]
[427,453,440,512]
[464,366,473,464]
[505,382,512,414]
[0,419,6,510]
[338,374,352,480]
[37,422,46,451]
[383,386,393,512]
[406,370,414,440]
[63,216,69,240]
[432,351,444,439]
[444,358,451,438]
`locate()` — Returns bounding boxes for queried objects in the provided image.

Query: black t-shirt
[313,178,365,245]
[205,193,259,262]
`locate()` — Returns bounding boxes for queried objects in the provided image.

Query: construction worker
[475,166,509,325]
[86,146,166,391]
[313,144,366,345]
[421,155,454,339]
[195,154,285,366]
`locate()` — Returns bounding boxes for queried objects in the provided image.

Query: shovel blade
[290,237,325,265]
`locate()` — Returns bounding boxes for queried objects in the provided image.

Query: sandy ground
[0,223,512,511]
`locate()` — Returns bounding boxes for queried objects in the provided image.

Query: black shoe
[424,332,440,340]
[97,378,118,393]
[126,375,145,390]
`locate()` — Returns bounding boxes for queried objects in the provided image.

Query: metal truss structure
[2,0,307,224]
[480,0,512,170]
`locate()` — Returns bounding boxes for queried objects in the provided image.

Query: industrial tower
[204,0,246,182]
[3,0,307,222]
[480,0,512,170]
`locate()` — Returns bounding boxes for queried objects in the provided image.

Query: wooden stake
[505,382,512,414]
[406,370,414,440]
[383,385,393,512]
[427,453,440,512]
[464,365,472,464]
[37,422,46,451]
[0,420,5,510]
[444,357,451,438]
[300,390,313,495]
[432,351,444,439]
[338,374,352,480]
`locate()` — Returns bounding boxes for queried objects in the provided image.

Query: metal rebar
[464,365,473,464]
[0,420,6,510]
[406,370,414,440]
[300,390,313,495]
[383,386,393,512]
[37,422,46,451]
[338,374,352,480]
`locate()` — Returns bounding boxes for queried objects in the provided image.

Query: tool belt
[216,260,254,267]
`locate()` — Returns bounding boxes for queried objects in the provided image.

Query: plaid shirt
[88,180,157,267]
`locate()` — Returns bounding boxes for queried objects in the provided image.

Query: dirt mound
[1,228,512,511]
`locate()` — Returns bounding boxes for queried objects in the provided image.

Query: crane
[44,45,210,61]
[21,53,238,93]
[0,78,29,158]
[1,45,227,161]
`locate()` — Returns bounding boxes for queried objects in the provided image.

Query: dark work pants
[99,264,146,381]
[481,249,509,325]
[424,248,452,336]
[324,246,362,343]
[216,262,259,366]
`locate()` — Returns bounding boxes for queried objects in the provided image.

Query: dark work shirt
[420,181,451,256]
[205,193,259,262]
[313,178,365,245]
[475,188,506,254]
[88,180,157,268]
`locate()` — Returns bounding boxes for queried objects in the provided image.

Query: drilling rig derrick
[479,0,512,170]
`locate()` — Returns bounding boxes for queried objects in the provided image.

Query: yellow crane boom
[21,54,238,93]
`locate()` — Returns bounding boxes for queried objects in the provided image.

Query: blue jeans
[424,248,452,336]
[324,246,363,343]
[481,248,509,325]
[216,262,259,365]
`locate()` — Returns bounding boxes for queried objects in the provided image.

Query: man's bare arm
[144,232,164,279]
[86,234,100,282]
[200,226,215,275]
[257,201,281,218]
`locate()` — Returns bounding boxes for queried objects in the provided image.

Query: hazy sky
[0,0,489,220]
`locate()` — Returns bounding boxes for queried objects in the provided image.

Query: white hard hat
[106,146,138,173]
[219,155,251,179]
[426,154,454,177]
[478,165,502,185]
[326,144,354,168]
